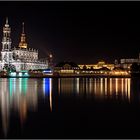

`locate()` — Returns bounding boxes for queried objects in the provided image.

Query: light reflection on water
[58,78,131,100]
[0,78,53,136]
[0,77,139,137]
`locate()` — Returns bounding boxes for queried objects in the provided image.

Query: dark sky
[0,1,140,64]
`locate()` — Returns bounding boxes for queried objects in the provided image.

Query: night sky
[0,1,140,64]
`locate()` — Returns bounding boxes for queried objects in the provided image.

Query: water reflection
[130,78,140,103]
[0,78,52,136]
[0,79,10,136]
[58,78,131,100]
[43,78,52,111]
[0,77,140,137]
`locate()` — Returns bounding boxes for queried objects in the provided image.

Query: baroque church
[0,18,48,72]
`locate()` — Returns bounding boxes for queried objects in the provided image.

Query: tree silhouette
[130,63,140,76]
[3,64,16,72]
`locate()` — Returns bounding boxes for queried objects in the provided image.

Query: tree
[3,64,16,72]
[130,63,140,73]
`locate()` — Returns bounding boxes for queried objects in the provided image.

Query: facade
[110,67,129,76]
[119,57,140,70]
[54,61,80,74]
[0,18,48,72]
[113,54,140,71]
[78,60,114,70]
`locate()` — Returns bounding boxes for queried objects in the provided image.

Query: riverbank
[0,74,131,78]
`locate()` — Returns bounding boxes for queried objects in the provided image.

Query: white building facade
[119,54,140,70]
[0,18,48,72]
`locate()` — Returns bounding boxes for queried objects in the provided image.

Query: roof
[99,67,111,71]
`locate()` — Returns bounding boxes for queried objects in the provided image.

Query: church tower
[18,22,27,49]
[2,17,11,51]
[1,18,13,64]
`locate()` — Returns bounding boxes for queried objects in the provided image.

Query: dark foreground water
[0,77,140,138]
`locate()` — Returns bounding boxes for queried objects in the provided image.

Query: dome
[97,60,105,65]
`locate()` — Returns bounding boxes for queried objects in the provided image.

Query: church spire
[22,22,24,34]
[6,17,8,24]
[5,17,9,27]
[2,17,11,51]
[19,22,27,49]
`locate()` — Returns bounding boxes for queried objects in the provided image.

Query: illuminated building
[78,60,114,70]
[78,61,130,76]
[112,53,140,71]
[110,67,129,76]
[54,61,80,74]
[54,61,116,76]
[78,61,114,75]
[120,56,140,70]
[0,18,48,72]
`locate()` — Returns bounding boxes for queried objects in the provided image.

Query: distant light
[19,72,22,76]
[50,54,52,58]
[43,78,50,95]
[43,70,52,73]
[24,72,29,76]
[10,72,16,76]
[21,70,28,72]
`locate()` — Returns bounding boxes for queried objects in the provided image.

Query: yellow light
[100,78,103,95]
[121,78,124,94]
[76,78,79,94]
[110,78,112,95]
[127,78,131,102]
[50,54,52,58]
[105,78,107,95]
[115,78,118,96]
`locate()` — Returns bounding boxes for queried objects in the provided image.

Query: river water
[0,77,140,138]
